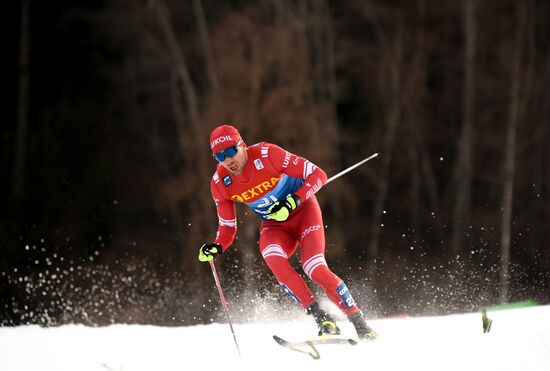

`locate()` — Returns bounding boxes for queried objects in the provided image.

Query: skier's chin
[227,164,242,175]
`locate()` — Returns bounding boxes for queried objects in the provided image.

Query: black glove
[198,243,222,262]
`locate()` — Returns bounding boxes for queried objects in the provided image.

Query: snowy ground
[1,305,549,371]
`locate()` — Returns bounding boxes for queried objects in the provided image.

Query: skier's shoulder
[211,165,231,191]
[248,141,286,158]
[212,163,224,181]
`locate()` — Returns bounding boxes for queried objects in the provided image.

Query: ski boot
[349,312,377,341]
[306,302,342,337]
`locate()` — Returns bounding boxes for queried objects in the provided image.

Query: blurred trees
[2,0,550,325]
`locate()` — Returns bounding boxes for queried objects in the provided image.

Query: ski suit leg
[297,199,361,318]
[259,224,316,309]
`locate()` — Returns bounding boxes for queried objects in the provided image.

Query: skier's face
[219,144,247,175]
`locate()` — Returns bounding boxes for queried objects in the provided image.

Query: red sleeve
[210,174,237,252]
[266,143,328,202]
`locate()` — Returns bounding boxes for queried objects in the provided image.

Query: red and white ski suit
[210,142,360,317]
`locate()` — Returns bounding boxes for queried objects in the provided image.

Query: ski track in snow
[1,305,549,371]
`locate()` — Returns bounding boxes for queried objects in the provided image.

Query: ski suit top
[210,142,328,251]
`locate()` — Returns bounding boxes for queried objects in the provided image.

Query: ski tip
[373,149,381,158]
[348,339,358,346]
[273,335,286,345]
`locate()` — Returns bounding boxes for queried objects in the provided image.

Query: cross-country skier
[198,124,376,340]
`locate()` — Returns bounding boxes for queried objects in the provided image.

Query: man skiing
[198,124,376,340]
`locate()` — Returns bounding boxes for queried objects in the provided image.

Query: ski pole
[209,260,242,357]
[325,150,380,185]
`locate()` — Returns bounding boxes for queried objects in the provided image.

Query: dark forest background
[2,0,549,326]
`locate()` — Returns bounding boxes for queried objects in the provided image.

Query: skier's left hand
[198,243,222,262]
[266,194,302,222]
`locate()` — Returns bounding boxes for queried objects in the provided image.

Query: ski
[273,335,357,359]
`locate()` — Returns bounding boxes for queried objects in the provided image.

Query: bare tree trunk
[154,0,201,136]
[193,0,220,99]
[536,48,550,257]
[500,2,529,304]
[154,0,212,274]
[407,0,428,252]
[308,0,344,222]
[410,149,420,243]
[14,0,31,200]
[272,0,343,220]
[169,71,193,266]
[419,144,443,247]
[368,32,403,266]
[450,0,476,260]
[155,0,210,197]
[500,101,517,304]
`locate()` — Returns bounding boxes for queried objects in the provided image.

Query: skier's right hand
[198,243,222,262]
